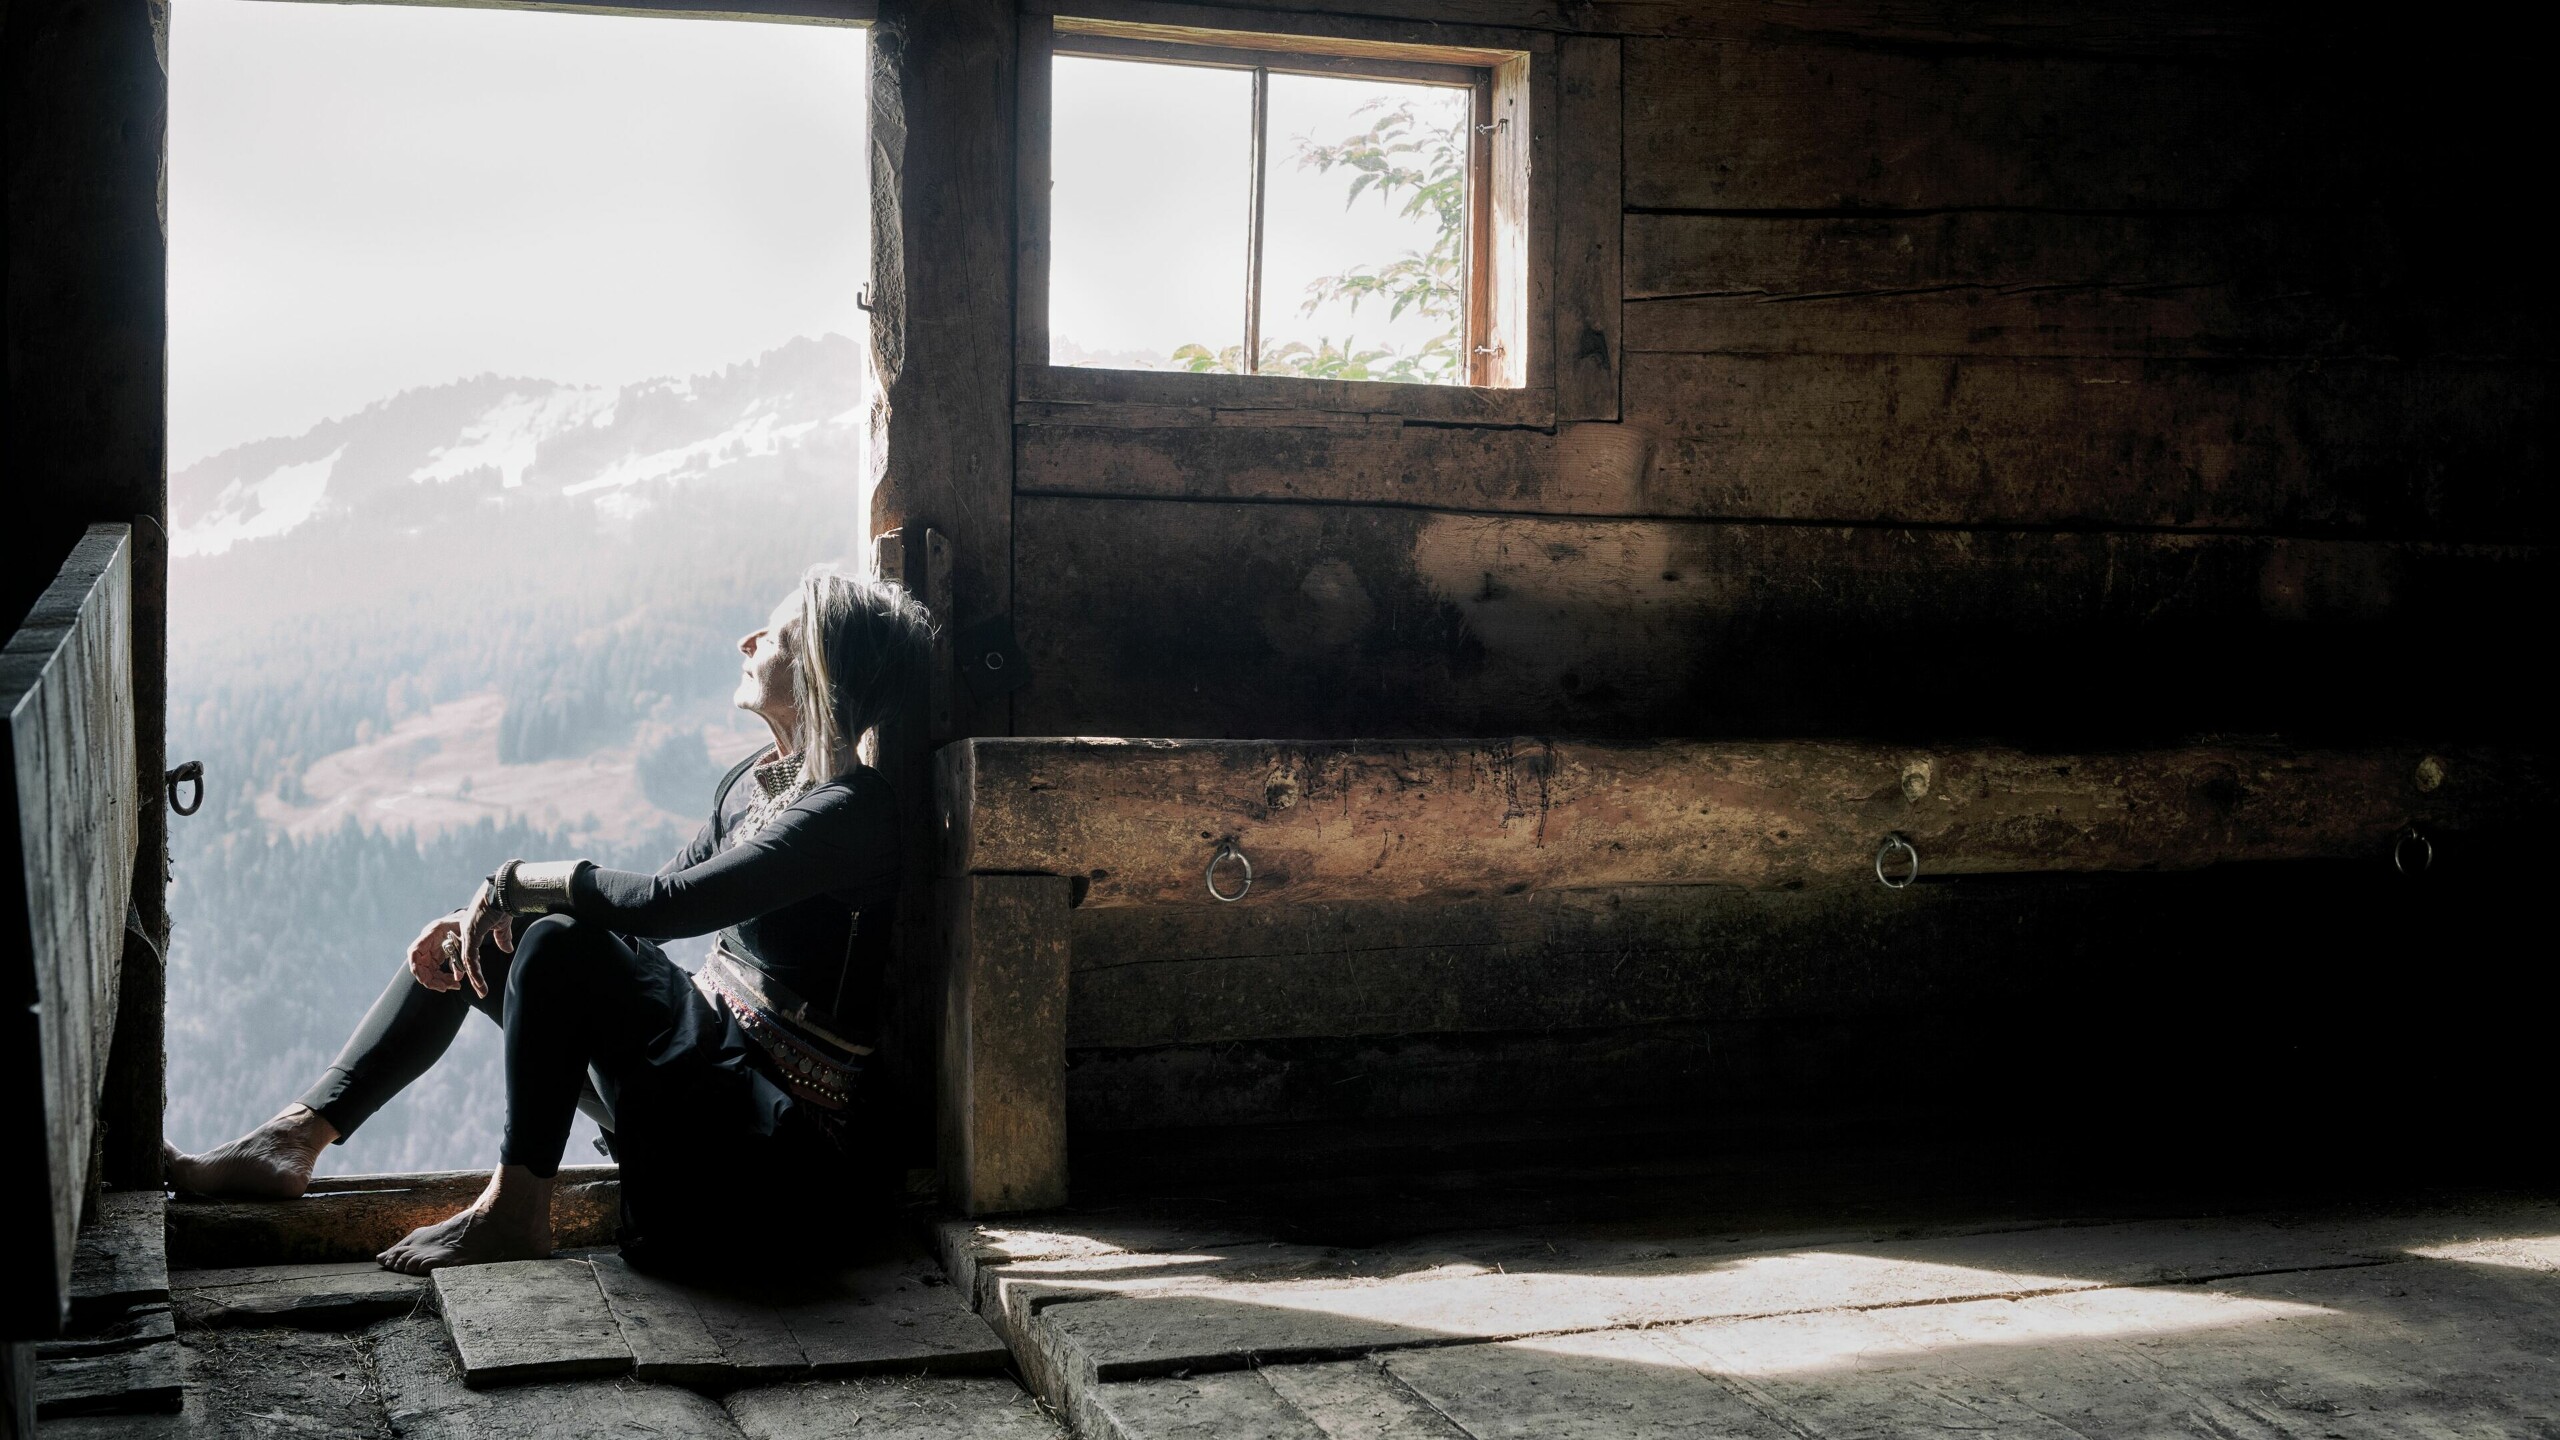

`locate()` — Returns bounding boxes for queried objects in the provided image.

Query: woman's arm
[502,778,899,941]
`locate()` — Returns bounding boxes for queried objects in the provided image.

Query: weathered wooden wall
[2,528,139,1338]
[3,0,172,1211]
[951,3,2555,1154]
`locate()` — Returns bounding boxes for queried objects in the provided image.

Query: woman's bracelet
[487,859,524,914]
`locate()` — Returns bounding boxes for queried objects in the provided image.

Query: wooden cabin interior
[5,0,2553,1435]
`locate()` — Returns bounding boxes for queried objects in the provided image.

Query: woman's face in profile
[734,596,802,728]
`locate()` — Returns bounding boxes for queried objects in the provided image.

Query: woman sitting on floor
[167,565,935,1274]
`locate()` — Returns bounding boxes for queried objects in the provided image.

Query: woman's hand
[404,886,515,998]
[405,910,470,993]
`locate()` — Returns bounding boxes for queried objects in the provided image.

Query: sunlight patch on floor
[1504,1284,2332,1378]
[2404,1235,2560,1271]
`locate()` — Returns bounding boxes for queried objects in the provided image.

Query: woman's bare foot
[165,1104,338,1198]
[377,1164,555,1274]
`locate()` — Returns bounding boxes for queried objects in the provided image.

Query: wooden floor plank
[172,1261,426,1330]
[783,1255,1009,1377]
[726,1376,1064,1439]
[590,1252,807,1386]
[432,1259,631,1388]
[1081,1370,1333,1440]
[32,1304,182,1418]
[71,1190,170,1329]
[374,1314,736,1440]
[1255,1359,1473,1440]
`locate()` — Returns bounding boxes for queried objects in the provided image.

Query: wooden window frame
[1017,2,1557,428]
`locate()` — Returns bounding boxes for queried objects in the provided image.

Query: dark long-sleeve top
[554,750,903,1044]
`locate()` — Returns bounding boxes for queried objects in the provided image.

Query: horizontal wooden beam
[1008,496,2549,741]
[939,737,2545,908]
[252,0,872,24]
[166,1167,621,1269]
[1016,352,2556,537]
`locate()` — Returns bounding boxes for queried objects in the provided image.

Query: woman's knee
[508,914,606,1003]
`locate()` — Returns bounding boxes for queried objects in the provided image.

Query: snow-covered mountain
[172,333,868,557]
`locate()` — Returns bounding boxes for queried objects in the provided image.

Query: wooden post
[871,527,957,1168]
[867,0,1017,742]
[938,873,1072,1215]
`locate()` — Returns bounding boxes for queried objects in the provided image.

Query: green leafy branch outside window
[1172,96,1468,384]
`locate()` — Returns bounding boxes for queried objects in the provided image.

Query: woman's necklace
[728,750,815,849]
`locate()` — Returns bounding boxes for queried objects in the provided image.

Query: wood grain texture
[170,1262,425,1331]
[433,1259,631,1388]
[725,1377,1066,1440]
[940,875,1075,1215]
[1619,354,2554,538]
[165,1167,620,1268]
[1017,353,2553,536]
[1008,496,2549,741]
[870,0,1018,739]
[1128,0,2286,55]
[68,1192,165,1333]
[30,1304,178,1418]
[941,736,2541,908]
[1623,40,2353,211]
[1622,211,2554,361]
[1553,36,1622,419]
[1067,881,2067,1047]
[2,526,137,1340]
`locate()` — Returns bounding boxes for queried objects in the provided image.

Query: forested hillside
[165,333,866,1174]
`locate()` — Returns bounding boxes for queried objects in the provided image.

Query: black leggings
[298,915,685,1178]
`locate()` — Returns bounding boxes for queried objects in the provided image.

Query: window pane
[1050,56,1253,372]
[1259,74,1471,385]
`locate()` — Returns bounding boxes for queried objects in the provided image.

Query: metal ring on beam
[1206,839,1253,902]
[2393,824,2433,877]
[1875,833,1920,890]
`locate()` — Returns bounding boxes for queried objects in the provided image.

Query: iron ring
[165,760,204,817]
[1875,833,1920,890]
[2393,824,2433,876]
[1205,840,1253,903]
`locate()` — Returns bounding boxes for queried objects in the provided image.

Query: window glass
[1259,74,1471,384]
[1049,55,1254,371]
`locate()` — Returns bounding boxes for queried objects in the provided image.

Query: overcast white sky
[1049,55,1466,369]
[168,5,1465,466]
[168,0,870,467]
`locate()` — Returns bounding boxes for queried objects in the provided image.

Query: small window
[1044,24,1528,390]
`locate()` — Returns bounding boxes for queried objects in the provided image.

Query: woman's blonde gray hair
[787,564,936,784]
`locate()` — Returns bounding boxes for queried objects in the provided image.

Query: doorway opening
[164,0,872,1175]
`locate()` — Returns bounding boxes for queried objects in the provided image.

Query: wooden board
[32,1304,179,1418]
[590,1252,808,1386]
[726,1376,1065,1439]
[786,1255,1011,1376]
[68,1191,166,1332]
[870,0,1019,740]
[1064,0,2284,56]
[170,1262,426,1330]
[1621,211,2551,362]
[1064,879,2080,1048]
[371,1313,737,1440]
[1552,36,1621,421]
[432,1259,632,1388]
[590,1250,1006,1386]
[166,1165,620,1268]
[1622,39,2350,211]
[941,732,2542,908]
[940,875,1074,1215]
[1016,359,2554,538]
[1,525,137,1339]
[1007,495,2550,742]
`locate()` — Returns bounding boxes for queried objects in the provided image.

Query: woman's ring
[440,932,463,967]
